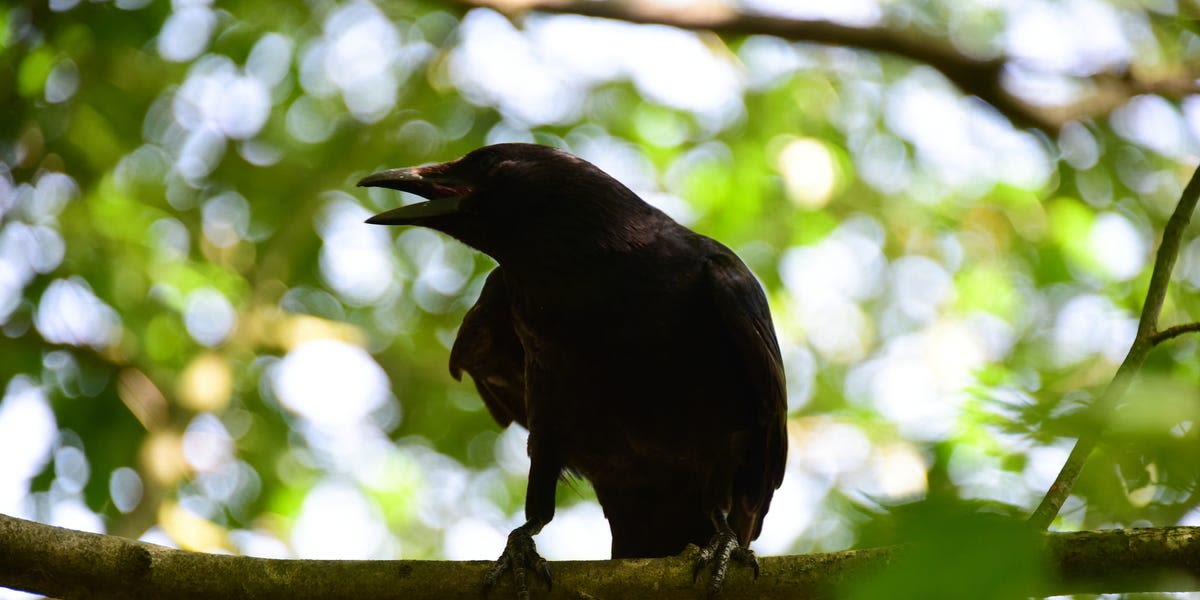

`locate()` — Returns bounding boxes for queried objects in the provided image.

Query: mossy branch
[3,514,1200,598]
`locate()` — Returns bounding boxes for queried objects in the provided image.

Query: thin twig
[1149,322,1200,345]
[1027,163,1200,530]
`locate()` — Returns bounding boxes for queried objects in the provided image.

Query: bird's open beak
[358,166,472,225]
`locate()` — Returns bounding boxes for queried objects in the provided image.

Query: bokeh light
[3,0,1199,585]
[271,339,392,430]
[0,377,57,518]
[35,278,122,349]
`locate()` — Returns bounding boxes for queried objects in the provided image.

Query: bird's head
[358,143,661,267]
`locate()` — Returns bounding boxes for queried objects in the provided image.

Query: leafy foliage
[1,0,1198,591]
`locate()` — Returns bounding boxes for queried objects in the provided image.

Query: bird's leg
[483,519,551,600]
[483,434,560,599]
[693,510,759,597]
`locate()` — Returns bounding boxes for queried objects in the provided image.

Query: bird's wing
[450,268,528,428]
[704,250,788,544]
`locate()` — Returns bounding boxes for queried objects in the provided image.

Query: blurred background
[2,0,1200,596]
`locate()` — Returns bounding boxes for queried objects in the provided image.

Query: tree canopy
[2,0,1199,597]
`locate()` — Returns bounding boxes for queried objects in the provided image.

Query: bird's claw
[483,527,551,599]
[693,531,758,597]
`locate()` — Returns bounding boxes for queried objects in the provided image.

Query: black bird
[359,143,786,597]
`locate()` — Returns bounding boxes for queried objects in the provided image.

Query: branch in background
[2,514,1200,598]
[1027,163,1200,530]
[450,0,1200,135]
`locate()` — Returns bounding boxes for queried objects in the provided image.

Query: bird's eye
[476,153,504,174]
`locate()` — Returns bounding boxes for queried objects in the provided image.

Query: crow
[359,143,787,598]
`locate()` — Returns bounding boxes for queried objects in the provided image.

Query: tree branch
[1150,321,1200,345]
[1027,163,1200,530]
[449,0,1200,134]
[3,513,1200,598]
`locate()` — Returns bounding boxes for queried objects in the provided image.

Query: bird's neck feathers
[505,208,667,277]
[481,185,668,276]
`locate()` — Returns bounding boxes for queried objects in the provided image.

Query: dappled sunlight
[887,255,954,325]
[229,528,291,559]
[1003,0,1134,75]
[775,137,840,209]
[846,318,994,441]
[451,10,584,126]
[452,10,745,128]
[52,446,88,495]
[793,419,872,485]
[157,4,217,63]
[1113,95,1194,160]
[271,339,392,430]
[885,70,1053,196]
[867,443,928,500]
[1021,443,1074,499]
[200,192,251,248]
[181,413,234,473]
[493,425,531,477]
[159,500,228,552]
[1087,211,1148,281]
[398,228,477,314]
[108,466,143,514]
[0,378,56,518]
[292,480,393,559]
[747,0,881,25]
[173,56,271,142]
[35,278,122,349]
[754,469,825,555]
[316,196,401,306]
[0,171,76,324]
[779,216,885,362]
[47,496,104,534]
[303,2,430,124]
[948,442,1038,507]
[1052,294,1137,365]
[178,352,233,412]
[538,501,612,560]
[1182,237,1200,287]
[0,222,63,322]
[444,515,508,560]
[140,430,189,486]
[3,0,1200,581]
[183,288,237,347]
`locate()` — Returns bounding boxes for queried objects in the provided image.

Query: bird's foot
[483,526,551,600]
[692,530,759,597]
